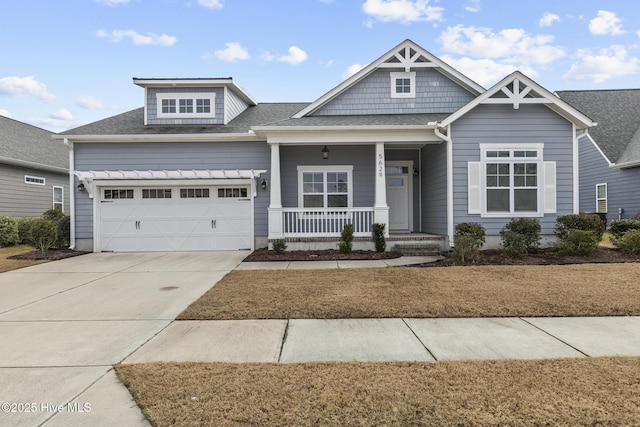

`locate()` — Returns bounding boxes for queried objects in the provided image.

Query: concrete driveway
[0,251,248,427]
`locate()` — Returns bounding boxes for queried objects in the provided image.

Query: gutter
[63,138,75,250]
[52,132,264,143]
[0,156,67,174]
[612,159,640,169]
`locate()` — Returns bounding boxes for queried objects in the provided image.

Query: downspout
[63,138,75,250]
[434,125,454,248]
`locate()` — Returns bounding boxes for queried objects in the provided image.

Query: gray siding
[579,135,640,220]
[0,164,69,217]
[225,89,249,123]
[420,143,448,235]
[146,87,224,125]
[279,145,375,207]
[452,104,575,236]
[74,141,271,238]
[313,68,476,116]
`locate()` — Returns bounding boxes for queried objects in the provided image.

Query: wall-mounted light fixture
[77,183,86,192]
[261,179,268,190]
[413,167,419,177]
[322,145,330,160]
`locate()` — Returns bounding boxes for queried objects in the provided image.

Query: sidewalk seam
[519,317,591,357]
[401,318,438,361]
[277,319,290,362]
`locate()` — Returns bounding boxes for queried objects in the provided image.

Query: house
[55,39,595,253]
[556,89,640,223]
[0,115,69,217]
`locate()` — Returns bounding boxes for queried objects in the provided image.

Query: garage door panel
[99,185,252,252]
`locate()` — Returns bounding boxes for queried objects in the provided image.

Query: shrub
[372,223,386,252]
[0,216,19,247]
[16,217,37,244]
[338,223,354,254]
[454,222,486,249]
[28,218,58,253]
[451,235,479,263]
[271,239,287,253]
[502,218,541,251]
[557,229,598,256]
[42,208,70,248]
[500,230,527,258]
[608,219,640,241]
[616,229,640,255]
[555,213,604,242]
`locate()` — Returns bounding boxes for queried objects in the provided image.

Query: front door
[385,163,411,232]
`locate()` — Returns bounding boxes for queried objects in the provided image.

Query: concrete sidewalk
[123,316,640,364]
[235,255,443,270]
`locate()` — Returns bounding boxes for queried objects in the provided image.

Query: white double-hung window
[468,144,556,217]
[298,166,353,209]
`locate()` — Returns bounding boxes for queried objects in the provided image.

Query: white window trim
[25,175,45,185]
[156,92,216,119]
[297,165,354,209]
[53,186,64,212]
[596,183,607,213]
[479,143,544,218]
[390,71,416,99]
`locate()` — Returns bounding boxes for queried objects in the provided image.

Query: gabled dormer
[294,39,486,118]
[133,78,257,126]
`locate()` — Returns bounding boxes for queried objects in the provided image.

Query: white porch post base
[268,207,284,240]
[373,206,390,237]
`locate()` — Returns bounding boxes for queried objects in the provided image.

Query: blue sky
[1,0,639,132]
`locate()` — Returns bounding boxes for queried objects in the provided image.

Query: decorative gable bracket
[378,46,438,72]
[481,78,551,110]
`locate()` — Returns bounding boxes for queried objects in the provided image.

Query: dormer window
[390,72,416,98]
[156,92,215,118]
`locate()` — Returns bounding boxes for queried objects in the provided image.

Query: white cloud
[276,46,308,65]
[464,0,480,13]
[0,76,56,102]
[96,29,177,46]
[439,25,565,66]
[259,50,276,62]
[539,12,560,27]
[76,95,106,109]
[343,63,368,79]
[440,55,527,86]
[362,0,444,24]
[563,45,639,83]
[95,0,130,5]
[0,109,12,118]
[213,42,250,62]
[589,10,625,36]
[197,0,223,9]
[30,109,75,130]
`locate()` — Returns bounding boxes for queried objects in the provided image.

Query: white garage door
[99,186,252,252]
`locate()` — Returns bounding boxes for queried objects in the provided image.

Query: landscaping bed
[244,248,401,261]
[8,248,88,261]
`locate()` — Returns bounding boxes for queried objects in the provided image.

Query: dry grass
[0,245,46,273]
[178,264,640,319]
[116,357,640,427]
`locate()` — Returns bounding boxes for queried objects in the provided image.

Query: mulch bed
[424,247,640,267]
[244,248,401,262]
[8,249,89,261]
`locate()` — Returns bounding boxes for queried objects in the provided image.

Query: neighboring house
[55,39,594,253]
[557,89,640,223]
[0,115,69,217]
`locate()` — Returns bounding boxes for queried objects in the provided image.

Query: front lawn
[0,245,48,272]
[116,357,640,427]
[178,264,640,320]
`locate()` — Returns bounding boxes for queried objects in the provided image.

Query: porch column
[374,141,390,237]
[268,143,283,239]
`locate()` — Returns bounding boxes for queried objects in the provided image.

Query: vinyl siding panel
[0,164,69,217]
[451,104,575,236]
[313,68,476,116]
[421,143,448,235]
[579,135,640,220]
[225,89,249,123]
[74,141,270,238]
[279,145,375,208]
[146,87,224,125]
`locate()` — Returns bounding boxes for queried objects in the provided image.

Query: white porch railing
[282,207,375,237]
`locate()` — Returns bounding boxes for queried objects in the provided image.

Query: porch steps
[392,243,442,257]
